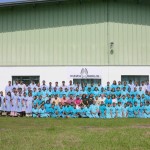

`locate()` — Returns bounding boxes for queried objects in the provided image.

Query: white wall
[0,66,149,91]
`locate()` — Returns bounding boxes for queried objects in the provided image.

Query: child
[32,105,39,118]
[39,105,49,118]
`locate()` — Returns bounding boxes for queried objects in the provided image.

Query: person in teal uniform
[38,105,49,118]
[68,87,75,97]
[144,101,150,118]
[87,87,93,97]
[37,96,45,108]
[111,102,117,118]
[80,105,88,118]
[49,104,57,118]
[121,95,127,106]
[44,100,51,113]
[115,87,121,97]
[141,94,146,105]
[71,105,78,118]
[37,88,43,97]
[32,105,39,118]
[99,101,106,118]
[32,87,38,97]
[110,80,117,90]
[116,102,123,118]
[133,101,139,118]
[93,87,100,98]
[63,88,69,98]
[122,103,128,118]
[47,88,53,97]
[105,95,112,105]
[127,103,134,118]
[105,103,112,119]
[121,87,127,96]
[80,87,88,96]
[138,102,144,118]
[52,87,59,96]
[137,87,145,97]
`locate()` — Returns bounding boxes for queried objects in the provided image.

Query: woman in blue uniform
[99,101,106,118]
[39,105,49,118]
[127,103,134,118]
[105,103,112,119]
[32,105,39,118]
[116,102,123,118]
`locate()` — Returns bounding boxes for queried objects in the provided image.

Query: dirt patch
[132,125,150,129]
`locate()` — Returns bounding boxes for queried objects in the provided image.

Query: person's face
[70,95,73,99]
[113,103,116,107]
[8,81,11,85]
[49,82,52,85]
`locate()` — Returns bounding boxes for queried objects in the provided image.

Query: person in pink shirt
[67,94,75,105]
[74,95,82,107]
[61,94,68,105]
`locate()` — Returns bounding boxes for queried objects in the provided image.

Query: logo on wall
[80,68,88,78]
[70,68,100,79]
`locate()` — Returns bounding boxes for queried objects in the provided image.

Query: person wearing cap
[116,102,123,118]
[111,102,117,118]
[32,105,39,118]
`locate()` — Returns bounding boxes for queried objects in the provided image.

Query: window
[73,79,101,87]
[121,75,149,85]
[12,76,40,86]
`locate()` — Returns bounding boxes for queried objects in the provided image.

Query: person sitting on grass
[32,105,39,118]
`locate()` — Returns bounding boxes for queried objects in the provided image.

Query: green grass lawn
[0,118,150,150]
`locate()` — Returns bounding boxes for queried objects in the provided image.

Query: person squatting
[0,80,150,118]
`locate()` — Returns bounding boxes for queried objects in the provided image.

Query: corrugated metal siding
[108,1,150,65]
[0,1,108,66]
[0,0,149,66]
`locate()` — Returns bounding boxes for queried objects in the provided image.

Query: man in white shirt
[61,81,67,91]
[13,80,19,90]
[18,81,26,92]
[40,80,48,90]
[29,81,37,91]
[5,81,13,94]
[67,80,75,90]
